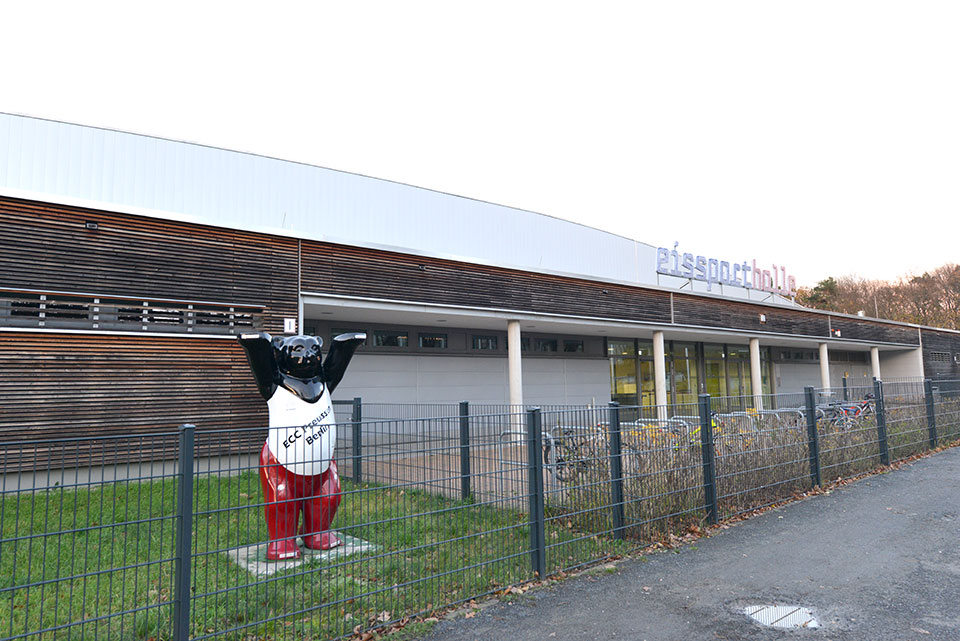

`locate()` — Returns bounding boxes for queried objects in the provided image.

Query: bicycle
[543,417,690,484]
[709,411,761,454]
[820,394,875,431]
[542,425,607,483]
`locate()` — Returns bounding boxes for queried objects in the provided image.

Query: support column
[819,342,831,391]
[870,346,881,381]
[653,331,668,421]
[507,320,523,411]
[749,337,763,411]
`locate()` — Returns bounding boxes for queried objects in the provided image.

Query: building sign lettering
[656,242,797,297]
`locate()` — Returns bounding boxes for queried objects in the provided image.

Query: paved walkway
[423,447,960,641]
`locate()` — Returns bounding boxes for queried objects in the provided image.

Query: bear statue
[239,330,366,561]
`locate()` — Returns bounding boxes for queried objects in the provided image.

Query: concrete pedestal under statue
[239,330,365,561]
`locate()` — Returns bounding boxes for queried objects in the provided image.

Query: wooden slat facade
[302,240,921,345]
[672,293,830,338]
[828,316,920,345]
[0,197,299,332]
[0,195,295,467]
[0,332,266,468]
[301,240,674,323]
[4,194,960,471]
[920,328,960,380]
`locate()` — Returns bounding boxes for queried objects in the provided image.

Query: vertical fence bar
[924,379,938,449]
[459,401,471,501]
[804,386,822,488]
[607,402,625,540]
[526,408,546,578]
[842,376,848,401]
[351,397,362,484]
[874,379,890,465]
[173,424,195,641]
[697,394,719,525]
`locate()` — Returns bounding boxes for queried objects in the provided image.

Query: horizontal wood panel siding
[828,316,919,345]
[301,241,672,323]
[921,328,960,379]
[0,332,266,469]
[0,197,298,332]
[672,294,829,337]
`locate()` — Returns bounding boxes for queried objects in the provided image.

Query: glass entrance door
[610,357,637,407]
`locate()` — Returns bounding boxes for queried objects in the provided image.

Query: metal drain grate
[744,605,820,629]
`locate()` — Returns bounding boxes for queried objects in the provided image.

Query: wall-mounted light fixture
[84,221,99,230]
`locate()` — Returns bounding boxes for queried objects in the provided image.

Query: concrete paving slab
[227,532,378,577]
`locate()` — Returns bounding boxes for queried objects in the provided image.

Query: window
[472,335,498,350]
[563,339,584,353]
[374,330,408,347]
[703,344,727,397]
[931,351,951,362]
[418,332,447,349]
[670,342,699,405]
[607,339,635,357]
[610,357,637,405]
[637,340,653,358]
[535,338,558,352]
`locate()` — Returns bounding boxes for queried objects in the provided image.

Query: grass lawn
[1,470,631,641]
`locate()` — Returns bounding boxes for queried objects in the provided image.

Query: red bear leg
[259,443,302,560]
[301,459,343,550]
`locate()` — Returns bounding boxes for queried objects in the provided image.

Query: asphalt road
[423,447,960,641]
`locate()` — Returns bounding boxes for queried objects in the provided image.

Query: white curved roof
[0,112,792,304]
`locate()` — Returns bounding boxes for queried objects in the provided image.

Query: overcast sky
[2,1,958,288]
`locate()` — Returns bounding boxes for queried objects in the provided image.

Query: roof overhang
[301,293,918,352]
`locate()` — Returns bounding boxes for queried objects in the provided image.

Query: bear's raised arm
[322,333,366,394]
[239,332,280,400]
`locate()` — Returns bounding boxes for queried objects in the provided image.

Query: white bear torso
[266,386,336,476]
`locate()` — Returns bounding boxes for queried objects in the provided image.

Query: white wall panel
[879,349,925,380]
[775,363,821,393]
[830,364,872,390]
[330,354,610,406]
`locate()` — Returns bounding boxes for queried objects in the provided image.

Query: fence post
[804,386,822,488]
[173,424,195,641]
[351,397,363,484]
[924,379,938,449]
[697,394,719,525]
[874,379,890,465]
[841,376,848,401]
[607,402,625,540]
[459,401,471,501]
[526,408,547,578]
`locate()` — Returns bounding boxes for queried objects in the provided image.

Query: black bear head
[272,335,324,380]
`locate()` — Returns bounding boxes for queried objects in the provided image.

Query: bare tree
[797,264,960,330]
